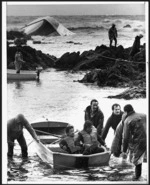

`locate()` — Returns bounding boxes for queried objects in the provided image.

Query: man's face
[68,128,74,137]
[86,126,92,134]
[113,106,121,115]
[91,101,98,112]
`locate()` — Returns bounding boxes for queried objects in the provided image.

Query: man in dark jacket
[108,24,118,47]
[122,104,146,180]
[7,114,39,159]
[85,99,104,145]
[102,103,123,141]
[129,34,143,60]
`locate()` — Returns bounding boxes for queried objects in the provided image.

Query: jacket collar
[125,111,135,119]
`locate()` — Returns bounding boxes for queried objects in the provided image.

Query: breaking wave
[68,26,107,31]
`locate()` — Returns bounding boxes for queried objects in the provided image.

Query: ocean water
[6,15,148,183]
[7,15,146,57]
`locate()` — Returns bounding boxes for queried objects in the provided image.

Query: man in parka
[129,34,143,61]
[108,24,118,47]
[7,114,39,159]
[122,104,146,180]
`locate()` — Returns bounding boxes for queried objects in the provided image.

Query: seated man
[59,125,83,154]
[76,120,105,155]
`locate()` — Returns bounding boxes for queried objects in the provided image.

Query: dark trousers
[135,163,142,178]
[83,145,105,155]
[16,70,20,74]
[8,133,28,158]
[110,38,117,47]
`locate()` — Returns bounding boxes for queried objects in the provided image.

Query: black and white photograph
[2,1,149,184]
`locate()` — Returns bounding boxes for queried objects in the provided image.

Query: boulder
[55,51,80,69]
[123,24,131,28]
[7,30,32,40]
[107,86,146,99]
[7,45,56,70]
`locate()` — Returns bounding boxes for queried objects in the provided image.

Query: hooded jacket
[122,111,146,165]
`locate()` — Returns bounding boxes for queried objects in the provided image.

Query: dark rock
[123,24,131,28]
[78,59,145,88]
[7,45,56,70]
[7,30,32,40]
[55,51,80,69]
[55,44,135,71]
[33,40,41,44]
[14,38,27,46]
[107,86,146,99]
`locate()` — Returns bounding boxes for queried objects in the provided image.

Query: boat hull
[32,141,111,170]
[53,151,110,169]
[7,69,38,80]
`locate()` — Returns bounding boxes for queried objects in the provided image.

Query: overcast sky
[6,2,145,16]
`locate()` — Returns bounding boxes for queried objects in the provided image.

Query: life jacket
[64,136,77,153]
[80,126,98,145]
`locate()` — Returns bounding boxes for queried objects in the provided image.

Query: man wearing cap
[108,24,118,47]
[7,114,39,159]
[129,34,143,60]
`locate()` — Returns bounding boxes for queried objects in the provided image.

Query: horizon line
[7,14,145,16]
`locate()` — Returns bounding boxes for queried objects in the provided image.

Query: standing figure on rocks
[129,34,143,61]
[14,50,25,73]
[121,104,146,180]
[108,24,118,47]
[84,99,105,145]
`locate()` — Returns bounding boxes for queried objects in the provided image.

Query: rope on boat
[8,140,34,150]
[96,54,147,64]
[34,129,62,138]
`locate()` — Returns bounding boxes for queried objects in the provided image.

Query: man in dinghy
[76,120,105,155]
[59,125,83,154]
[129,34,143,61]
[7,114,39,160]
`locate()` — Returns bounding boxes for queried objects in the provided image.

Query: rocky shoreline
[7,31,146,99]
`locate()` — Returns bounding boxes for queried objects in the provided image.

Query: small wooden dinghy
[31,121,69,144]
[7,68,42,81]
[32,141,111,170]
